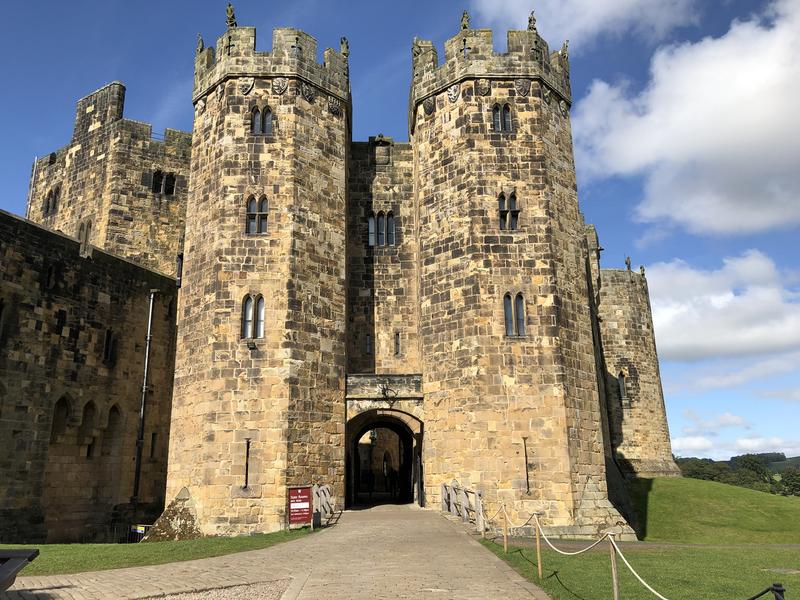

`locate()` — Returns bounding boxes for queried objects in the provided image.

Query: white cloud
[470,0,698,51]
[672,435,714,453]
[647,250,800,361]
[681,409,750,436]
[734,437,800,456]
[758,388,800,402]
[689,353,800,390]
[573,0,800,235]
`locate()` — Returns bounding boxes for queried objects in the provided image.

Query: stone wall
[598,268,680,477]
[164,24,350,536]
[27,82,190,277]
[0,210,176,543]
[347,138,419,373]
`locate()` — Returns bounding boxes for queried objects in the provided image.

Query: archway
[345,409,423,508]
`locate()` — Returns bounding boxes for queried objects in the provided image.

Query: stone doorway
[345,409,423,508]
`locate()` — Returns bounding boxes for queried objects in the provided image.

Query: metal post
[131,289,158,506]
[26,156,38,220]
[522,436,531,495]
[609,534,620,600]
[535,514,543,579]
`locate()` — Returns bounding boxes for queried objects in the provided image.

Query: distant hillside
[627,477,800,544]
[770,456,800,473]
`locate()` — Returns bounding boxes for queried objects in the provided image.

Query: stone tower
[164,16,351,535]
[597,267,680,477]
[409,20,626,532]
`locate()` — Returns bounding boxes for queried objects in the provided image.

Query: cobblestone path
[4,504,548,599]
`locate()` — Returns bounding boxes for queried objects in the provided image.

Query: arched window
[377,212,385,246]
[368,213,376,246]
[251,108,261,134]
[101,405,122,459]
[262,107,273,136]
[503,293,514,336]
[258,197,268,233]
[498,193,508,230]
[78,222,85,242]
[43,191,52,215]
[242,296,254,339]
[386,212,395,246]
[508,193,519,230]
[50,396,70,443]
[515,293,526,336]
[492,105,501,132]
[502,104,512,132]
[152,170,164,194]
[164,173,176,196]
[255,296,265,338]
[246,196,257,234]
[618,372,628,406]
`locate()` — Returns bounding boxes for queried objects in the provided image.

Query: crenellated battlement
[193,24,350,104]
[409,16,571,130]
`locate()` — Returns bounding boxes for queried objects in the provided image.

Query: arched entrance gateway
[345,409,423,508]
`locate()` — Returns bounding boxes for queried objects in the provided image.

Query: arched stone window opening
[241,295,254,339]
[245,196,268,234]
[258,196,268,233]
[515,293,526,336]
[502,104,512,132]
[498,193,508,230]
[508,193,519,230]
[78,401,97,458]
[503,293,514,336]
[262,107,273,136]
[255,295,265,339]
[492,104,501,132]
[152,170,164,194]
[251,107,261,134]
[101,405,122,457]
[386,212,396,246]
[52,186,60,212]
[368,213,376,246]
[377,212,385,246]
[50,396,71,443]
[43,190,52,216]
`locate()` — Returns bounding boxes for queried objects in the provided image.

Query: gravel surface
[159,579,291,599]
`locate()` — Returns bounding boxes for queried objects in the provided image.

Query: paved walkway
[4,505,548,599]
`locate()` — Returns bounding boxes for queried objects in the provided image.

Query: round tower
[164,10,350,536]
[410,14,628,535]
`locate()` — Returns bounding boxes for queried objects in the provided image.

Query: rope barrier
[608,536,670,600]
[531,513,610,555]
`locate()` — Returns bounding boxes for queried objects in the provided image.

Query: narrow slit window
[262,108,273,136]
[365,333,373,355]
[255,296,265,339]
[377,212,385,246]
[618,372,628,406]
[394,332,401,356]
[258,197,268,234]
[164,173,176,196]
[503,294,514,336]
[150,432,157,459]
[492,105,501,132]
[387,212,395,246]
[368,213,376,246]
[152,170,164,194]
[242,296,254,339]
[498,193,508,230]
[251,108,261,134]
[246,197,257,234]
[515,293,526,336]
[502,104,512,132]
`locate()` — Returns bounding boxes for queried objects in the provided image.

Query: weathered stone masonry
[3,8,679,543]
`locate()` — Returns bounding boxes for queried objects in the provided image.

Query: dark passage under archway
[345,409,423,508]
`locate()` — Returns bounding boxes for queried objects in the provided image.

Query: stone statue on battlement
[226,3,237,28]
[528,11,537,31]
[196,34,204,55]
[340,36,350,58]
[461,10,470,30]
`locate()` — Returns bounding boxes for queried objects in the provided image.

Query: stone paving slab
[4,505,549,599]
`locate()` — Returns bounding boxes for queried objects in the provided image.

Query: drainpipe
[26,156,38,220]
[132,289,158,507]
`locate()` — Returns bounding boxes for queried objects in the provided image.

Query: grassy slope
[484,477,800,600]
[627,476,800,544]
[1,529,309,576]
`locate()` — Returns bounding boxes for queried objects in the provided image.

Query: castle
[0,7,679,544]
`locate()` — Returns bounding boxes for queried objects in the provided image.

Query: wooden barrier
[440,480,485,535]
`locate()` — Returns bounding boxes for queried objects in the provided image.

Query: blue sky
[1,1,798,460]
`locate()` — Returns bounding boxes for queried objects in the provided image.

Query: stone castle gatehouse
[0,7,678,543]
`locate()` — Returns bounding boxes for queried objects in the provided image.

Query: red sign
[288,486,312,525]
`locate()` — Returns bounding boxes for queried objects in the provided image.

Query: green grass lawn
[485,477,800,599]
[1,528,309,576]
[481,539,800,600]
[628,476,800,544]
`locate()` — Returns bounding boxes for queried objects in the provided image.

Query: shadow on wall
[624,477,654,540]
